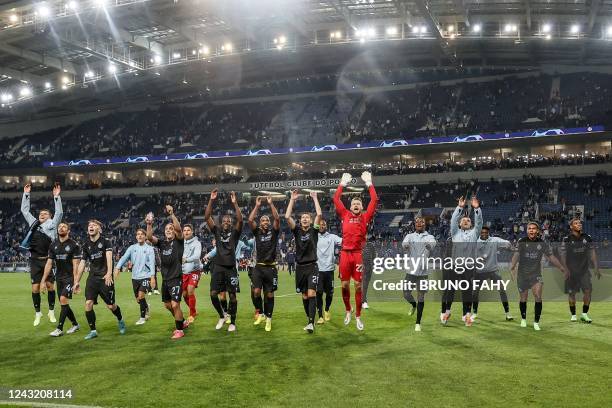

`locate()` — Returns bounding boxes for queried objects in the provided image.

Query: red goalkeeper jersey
[333,184,378,251]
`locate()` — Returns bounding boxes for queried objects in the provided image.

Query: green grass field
[1,270,612,408]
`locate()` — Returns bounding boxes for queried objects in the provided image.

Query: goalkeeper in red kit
[333,171,378,331]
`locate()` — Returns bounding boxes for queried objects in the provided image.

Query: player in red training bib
[333,171,378,331]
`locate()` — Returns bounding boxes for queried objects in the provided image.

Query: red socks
[186,294,197,317]
[355,287,363,317]
[342,286,351,312]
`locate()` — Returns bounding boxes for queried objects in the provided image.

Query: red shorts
[339,250,363,282]
[181,271,201,291]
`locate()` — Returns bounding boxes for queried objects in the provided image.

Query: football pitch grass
[1,270,612,408]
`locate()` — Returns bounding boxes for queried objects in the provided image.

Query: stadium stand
[1,72,611,167]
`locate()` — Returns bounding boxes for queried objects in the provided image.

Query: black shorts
[404,273,429,292]
[132,278,151,297]
[30,258,54,284]
[317,271,334,294]
[295,263,318,293]
[56,278,74,299]
[517,273,543,292]
[85,277,115,305]
[252,265,278,292]
[161,278,182,303]
[210,264,240,293]
[565,271,592,294]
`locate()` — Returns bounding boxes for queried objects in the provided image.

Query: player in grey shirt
[21,183,63,326]
[444,196,482,327]
[474,226,513,321]
[401,216,436,332]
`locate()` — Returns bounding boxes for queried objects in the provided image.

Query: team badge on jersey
[98,243,103,249]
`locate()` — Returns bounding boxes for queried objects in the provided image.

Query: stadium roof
[1,0,612,118]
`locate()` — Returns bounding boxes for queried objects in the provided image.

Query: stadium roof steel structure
[1,0,612,117]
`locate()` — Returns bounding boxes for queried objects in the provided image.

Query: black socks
[264,296,274,318]
[254,296,263,315]
[111,305,123,321]
[175,320,184,331]
[519,301,527,319]
[47,290,56,311]
[86,309,96,330]
[58,304,69,330]
[139,299,148,318]
[308,297,316,324]
[32,292,41,312]
[416,302,425,324]
[534,302,542,323]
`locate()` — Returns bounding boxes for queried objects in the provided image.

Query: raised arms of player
[333,173,353,217]
[450,196,466,237]
[248,196,263,231]
[470,197,482,241]
[20,184,36,226]
[361,171,378,224]
[165,205,183,240]
[204,189,218,231]
[51,183,63,228]
[310,191,322,227]
[284,189,299,230]
[145,212,158,245]
[268,196,281,230]
[229,191,243,232]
